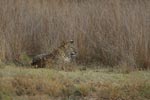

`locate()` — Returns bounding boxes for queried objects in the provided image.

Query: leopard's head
[59,40,77,62]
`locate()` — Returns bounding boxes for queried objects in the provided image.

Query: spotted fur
[31,40,77,68]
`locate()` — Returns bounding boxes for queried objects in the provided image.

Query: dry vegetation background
[0,0,150,69]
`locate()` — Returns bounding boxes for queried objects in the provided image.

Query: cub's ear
[70,40,74,44]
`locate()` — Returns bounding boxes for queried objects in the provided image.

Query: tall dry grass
[0,0,150,68]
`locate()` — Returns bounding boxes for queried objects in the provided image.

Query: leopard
[31,40,77,68]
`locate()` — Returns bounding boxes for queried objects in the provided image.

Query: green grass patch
[0,66,150,100]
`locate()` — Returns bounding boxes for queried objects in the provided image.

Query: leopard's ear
[70,40,74,44]
[60,40,66,46]
[62,40,66,44]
